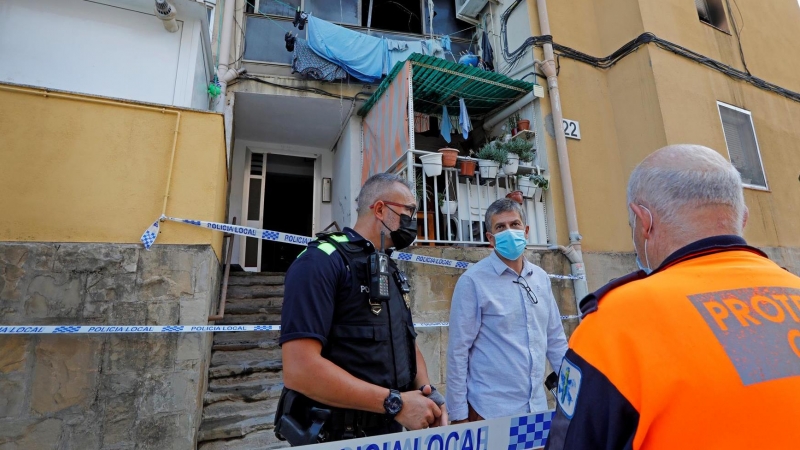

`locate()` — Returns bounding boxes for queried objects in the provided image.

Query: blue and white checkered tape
[0,317,579,335]
[508,411,554,450]
[140,216,586,280]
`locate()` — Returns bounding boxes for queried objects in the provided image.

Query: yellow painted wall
[527,0,800,252]
[0,85,228,258]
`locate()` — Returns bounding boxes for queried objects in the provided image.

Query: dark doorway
[261,154,315,272]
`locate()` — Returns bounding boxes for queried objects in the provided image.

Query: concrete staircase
[197,272,290,450]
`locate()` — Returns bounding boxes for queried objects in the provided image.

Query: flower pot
[502,153,520,175]
[506,190,524,204]
[441,200,458,215]
[419,152,443,177]
[478,159,499,179]
[518,176,536,198]
[517,119,530,131]
[459,159,476,177]
[438,148,459,167]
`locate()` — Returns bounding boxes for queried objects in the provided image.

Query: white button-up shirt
[446,251,569,420]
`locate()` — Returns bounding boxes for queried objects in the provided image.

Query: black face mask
[380,206,418,250]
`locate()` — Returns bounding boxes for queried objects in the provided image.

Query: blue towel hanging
[440,106,452,143]
[459,98,472,139]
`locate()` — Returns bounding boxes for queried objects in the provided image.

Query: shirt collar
[488,251,534,276]
[654,234,767,273]
[343,227,366,243]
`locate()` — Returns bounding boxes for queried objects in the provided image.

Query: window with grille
[717,102,767,189]
[695,0,729,32]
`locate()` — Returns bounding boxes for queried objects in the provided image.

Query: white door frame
[240,148,322,272]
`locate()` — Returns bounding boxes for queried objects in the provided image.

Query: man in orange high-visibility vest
[545,144,800,450]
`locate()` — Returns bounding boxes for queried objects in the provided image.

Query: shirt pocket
[331,324,389,341]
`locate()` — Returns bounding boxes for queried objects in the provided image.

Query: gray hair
[627,144,746,234]
[356,172,414,216]
[484,198,526,231]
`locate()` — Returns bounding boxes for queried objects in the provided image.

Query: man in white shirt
[446,198,568,423]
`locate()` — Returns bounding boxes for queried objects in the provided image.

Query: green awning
[357,53,534,119]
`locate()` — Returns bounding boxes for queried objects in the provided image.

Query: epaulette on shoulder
[579,270,648,317]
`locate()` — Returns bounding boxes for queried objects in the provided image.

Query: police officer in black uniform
[276,173,447,445]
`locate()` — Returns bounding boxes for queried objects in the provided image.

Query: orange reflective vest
[545,236,800,449]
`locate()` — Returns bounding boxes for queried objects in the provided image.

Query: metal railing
[386,150,549,247]
[209,217,237,321]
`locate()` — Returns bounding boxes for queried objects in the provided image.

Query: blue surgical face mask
[493,229,527,260]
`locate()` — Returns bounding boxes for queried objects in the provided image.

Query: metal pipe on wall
[534,0,590,317]
[215,0,244,112]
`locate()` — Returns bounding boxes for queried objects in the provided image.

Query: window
[363,0,422,33]
[695,0,729,32]
[717,102,767,189]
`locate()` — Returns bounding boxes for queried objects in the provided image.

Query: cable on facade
[497,0,800,105]
[237,74,372,101]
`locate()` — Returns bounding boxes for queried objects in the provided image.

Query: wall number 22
[562,119,581,140]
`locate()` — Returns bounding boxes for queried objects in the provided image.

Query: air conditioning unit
[455,0,489,20]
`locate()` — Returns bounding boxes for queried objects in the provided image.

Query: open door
[241,151,316,273]
[241,151,266,272]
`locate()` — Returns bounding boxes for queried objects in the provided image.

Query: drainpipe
[215,0,245,112]
[535,0,589,318]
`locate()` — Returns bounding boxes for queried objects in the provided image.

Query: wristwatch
[383,389,403,418]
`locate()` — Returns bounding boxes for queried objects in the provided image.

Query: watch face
[386,393,402,414]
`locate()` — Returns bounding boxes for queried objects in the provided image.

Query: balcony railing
[386,150,549,247]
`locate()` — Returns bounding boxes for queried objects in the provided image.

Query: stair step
[226,274,285,287]
[209,360,283,379]
[204,383,284,406]
[223,299,283,316]
[212,347,281,367]
[230,271,285,277]
[208,372,284,394]
[216,313,281,325]
[227,285,285,299]
[198,429,289,450]
[202,398,281,422]
[213,333,281,351]
[198,414,276,442]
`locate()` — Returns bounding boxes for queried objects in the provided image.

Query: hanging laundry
[459,98,472,139]
[449,114,461,134]
[440,106,452,143]
[292,38,347,81]
[386,39,444,73]
[414,113,431,133]
[481,30,495,72]
[307,16,386,83]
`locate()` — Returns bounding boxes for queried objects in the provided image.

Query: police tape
[0,317,579,335]
[141,216,585,281]
[291,409,554,450]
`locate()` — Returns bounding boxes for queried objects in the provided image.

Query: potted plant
[459,155,477,177]
[501,139,530,175]
[475,141,507,179]
[504,139,535,175]
[438,176,458,215]
[415,172,433,210]
[518,173,549,198]
[506,190,524,204]
[438,147,459,168]
[419,151,443,177]
[506,115,517,137]
[516,112,530,132]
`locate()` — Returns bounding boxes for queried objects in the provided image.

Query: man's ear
[629,203,653,239]
[372,201,385,221]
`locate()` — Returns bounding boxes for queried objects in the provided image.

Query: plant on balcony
[414,172,429,207]
[475,141,507,179]
[505,137,535,163]
[518,173,549,198]
[437,174,458,215]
